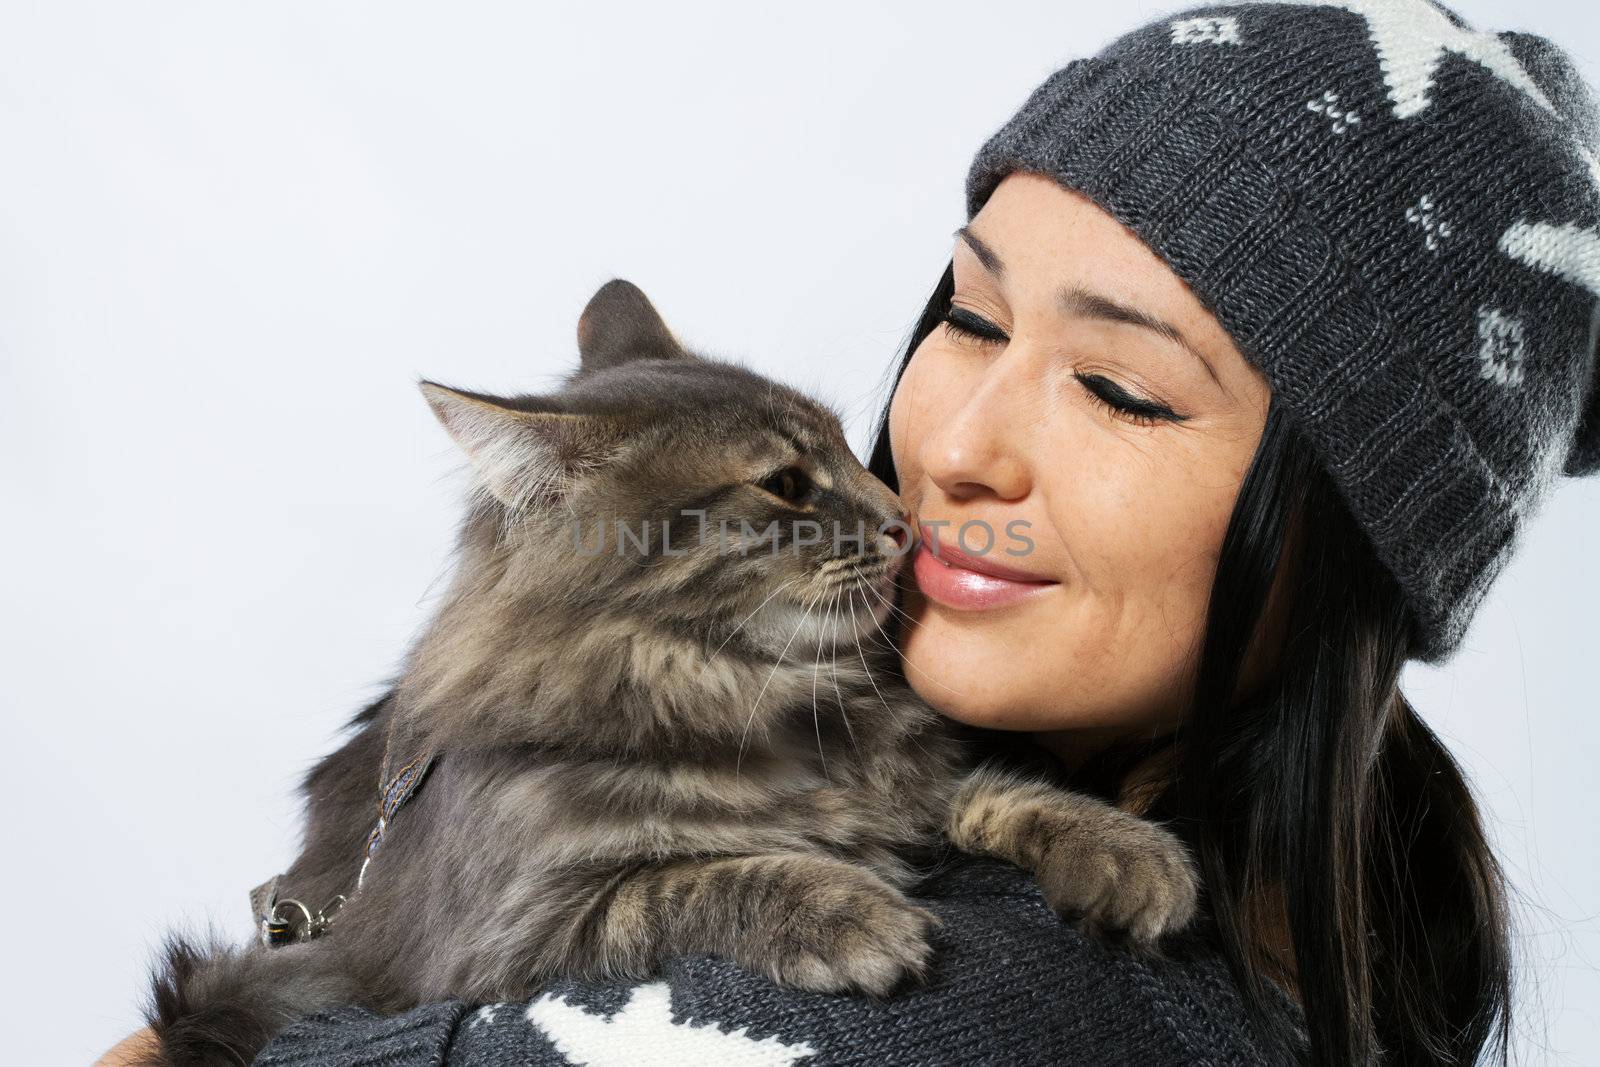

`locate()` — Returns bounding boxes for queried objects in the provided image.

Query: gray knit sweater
[253,853,1298,1067]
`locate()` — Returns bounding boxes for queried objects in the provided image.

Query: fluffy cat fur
[143,280,1198,1066]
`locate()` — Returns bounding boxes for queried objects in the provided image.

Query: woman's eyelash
[1075,373,1185,426]
[938,304,1187,425]
[940,305,1009,344]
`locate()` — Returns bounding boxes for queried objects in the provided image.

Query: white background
[2,2,1596,1063]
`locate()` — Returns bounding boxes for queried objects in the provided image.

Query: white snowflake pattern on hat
[1268,0,1557,119]
[1170,15,1241,46]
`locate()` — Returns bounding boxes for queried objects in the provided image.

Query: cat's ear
[420,382,628,509]
[575,278,694,372]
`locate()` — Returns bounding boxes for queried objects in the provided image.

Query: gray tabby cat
[144,280,1198,1066]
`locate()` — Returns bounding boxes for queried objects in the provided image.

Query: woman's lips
[910,531,1058,611]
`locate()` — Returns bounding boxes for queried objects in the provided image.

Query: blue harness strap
[357,753,437,889]
[251,719,437,948]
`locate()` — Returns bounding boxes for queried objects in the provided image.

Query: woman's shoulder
[256,853,1292,1066]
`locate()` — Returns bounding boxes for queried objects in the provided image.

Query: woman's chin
[897,608,1171,736]
[898,622,1048,731]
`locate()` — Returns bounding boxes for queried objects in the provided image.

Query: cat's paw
[1033,808,1199,945]
[755,875,938,997]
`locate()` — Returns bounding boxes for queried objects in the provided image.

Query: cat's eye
[756,466,815,507]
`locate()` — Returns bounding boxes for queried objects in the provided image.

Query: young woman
[102,1,1600,1064]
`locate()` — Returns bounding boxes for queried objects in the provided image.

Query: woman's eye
[1075,373,1187,426]
[938,301,1185,426]
[757,466,814,505]
[940,305,1009,346]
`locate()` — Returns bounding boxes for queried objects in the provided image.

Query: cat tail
[139,932,355,1067]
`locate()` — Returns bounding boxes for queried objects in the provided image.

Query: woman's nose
[919,375,1031,503]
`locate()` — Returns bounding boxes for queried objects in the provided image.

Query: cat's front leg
[574,852,938,996]
[946,764,1198,944]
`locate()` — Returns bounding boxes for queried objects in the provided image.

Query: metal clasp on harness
[255,878,346,948]
[248,746,436,950]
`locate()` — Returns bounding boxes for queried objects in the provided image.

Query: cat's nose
[878,519,911,557]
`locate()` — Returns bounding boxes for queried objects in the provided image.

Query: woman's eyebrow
[954,225,1006,275]
[1059,285,1222,388]
[955,224,1222,388]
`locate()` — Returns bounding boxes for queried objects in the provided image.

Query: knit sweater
[253,852,1299,1067]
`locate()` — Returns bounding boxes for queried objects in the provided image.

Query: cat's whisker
[826,592,861,762]
[851,589,941,765]
[736,584,825,779]
[845,579,917,661]
[838,591,934,767]
[854,582,922,657]
[853,621,902,660]
[856,578,974,702]
[850,578,901,727]
[832,588,857,780]
[859,573,927,633]
[809,584,843,785]
[822,558,892,592]
[697,576,802,683]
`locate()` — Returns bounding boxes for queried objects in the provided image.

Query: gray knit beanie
[964,0,1600,663]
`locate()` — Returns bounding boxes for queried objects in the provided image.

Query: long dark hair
[867,262,1514,1065]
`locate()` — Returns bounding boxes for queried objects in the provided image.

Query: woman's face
[889,172,1272,753]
